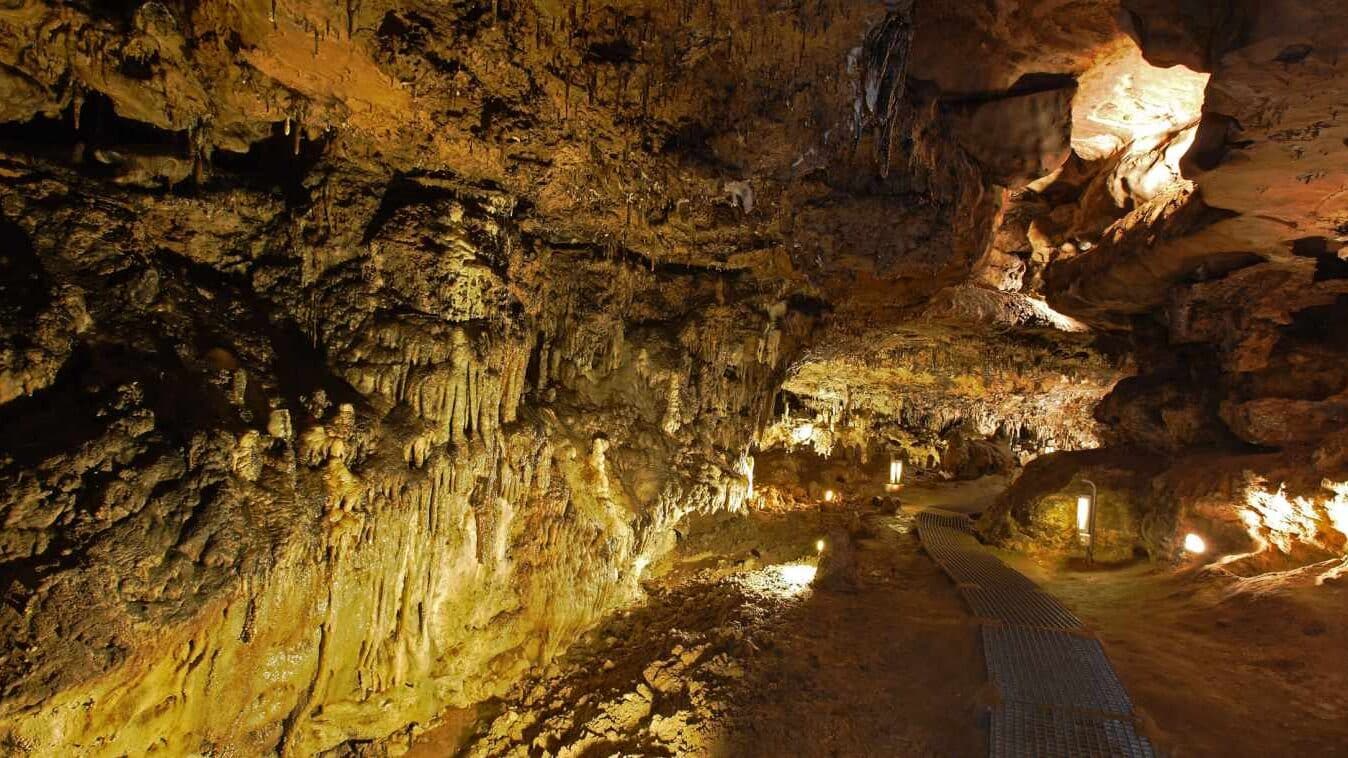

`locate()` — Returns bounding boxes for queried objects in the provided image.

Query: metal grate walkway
[989,702,1156,758]
[915,510,1157,758]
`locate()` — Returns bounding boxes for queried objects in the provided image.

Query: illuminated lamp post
[1077,479,1098,565]
[885,457,904,493]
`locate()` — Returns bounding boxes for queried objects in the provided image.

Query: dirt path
[412,510,987,757]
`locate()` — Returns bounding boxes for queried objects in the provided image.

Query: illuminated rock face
[0,0,1345,753]
[939,0,1348,573]
[0,164,802,754]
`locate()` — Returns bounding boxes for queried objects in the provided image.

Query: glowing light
[1244,480,1323,553]
[1325,480,1348,539]
[1070,39,1210,204]
[1024,296,1090,333]
[1205,479,1348,586]
[1183,533,1206,554]
[1076,495,1092,536]
[633,555,650,576]
[1072,40,1208,160]
[815,539,825,553]
[791,423,815,444]
[1209,477,1348,577]
[777,563,817,588]
[888,458,904,485]
[823,489,836,503]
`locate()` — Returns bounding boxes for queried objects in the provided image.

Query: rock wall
[983,0,1348,572]
[3,0,1344,750]
[0,0,938,751]
[0,149,811,755]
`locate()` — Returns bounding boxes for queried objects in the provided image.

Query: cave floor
[411,508,987,757]
[935,483,1348,758]
[405,483,1348,758]
[1001,552,1348,758]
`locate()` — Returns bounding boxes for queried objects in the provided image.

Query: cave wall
[984,0,1348,570]
[0,147,813,754]
[2,0,1344,750]
[0,0,933,752]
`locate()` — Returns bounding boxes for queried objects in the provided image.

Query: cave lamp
[1078,479,1098,564]
[1183,533,1207,554]
[885,458,904,493]
[823,489,836,503]
[1075,496,1092,536]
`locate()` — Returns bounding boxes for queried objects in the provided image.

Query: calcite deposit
[1,0,1346,755]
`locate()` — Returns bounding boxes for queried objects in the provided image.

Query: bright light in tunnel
[1072,40,1209,161]
[1183,533,1207,554]
[823,489,836,503]
[1076,495,1092,536]
[1324,480,1348,540]
[777,563,817,589]
[1243,481,1323,553]
[816,539,826,553]
[1071,38,1210,203]
[889,458,904,485]
[791,423,815,444]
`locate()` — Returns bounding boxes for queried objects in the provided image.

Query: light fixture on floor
[1078,479,1098,565]
[885,457,904,493]
[1183,533,1206,554]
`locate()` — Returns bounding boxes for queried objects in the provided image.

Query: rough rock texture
[940,430,1014,481]
[0,0,1032,753]
[973,0,1348,580]
[771,287,1120,467]
[0,150,807,754]
[447,509,983,758]
[1,0,1346,753]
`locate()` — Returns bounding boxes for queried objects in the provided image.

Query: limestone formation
[1,0,1346,755]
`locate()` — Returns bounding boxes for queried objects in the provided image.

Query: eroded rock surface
[969,1,1348,579]
[0,0,1346,754]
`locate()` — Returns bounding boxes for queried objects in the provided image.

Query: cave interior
[0,0,1346,756]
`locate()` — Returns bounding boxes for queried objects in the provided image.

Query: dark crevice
[1279,295,1348,352]
[659,120,737,173]
[785,293,830,318]
[0,343,165,466]
[0,90,326,200]
[1291,236,1348,282]
[209,123,329,202]
[0,214,51,324]
[937,73,1078,110]
[0,91,185,151]
[152,249,366,416]
[585,38,638,65]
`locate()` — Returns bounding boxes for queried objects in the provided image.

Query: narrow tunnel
[0,1,1346,757]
